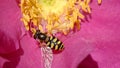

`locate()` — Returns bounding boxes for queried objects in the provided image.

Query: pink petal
[89,0,120,68]
[0,32,94,68]
[0,0,22,54]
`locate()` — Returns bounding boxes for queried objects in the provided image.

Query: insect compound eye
[34,30,41,39]
[36,30,40,34]
[34,35,36,39]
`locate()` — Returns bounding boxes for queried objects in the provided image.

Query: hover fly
[34,30,64,50]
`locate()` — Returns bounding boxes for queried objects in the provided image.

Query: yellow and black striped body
[45,36,64,50]
[34,30,64,50]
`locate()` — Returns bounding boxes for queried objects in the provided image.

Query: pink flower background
[0,0,120,68]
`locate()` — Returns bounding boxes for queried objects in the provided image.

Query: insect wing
[41,46,53,68]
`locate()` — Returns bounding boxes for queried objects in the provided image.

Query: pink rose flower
[0,0,120,68]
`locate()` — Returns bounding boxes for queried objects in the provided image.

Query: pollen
[20,0,101,35]
[98,0,102,5]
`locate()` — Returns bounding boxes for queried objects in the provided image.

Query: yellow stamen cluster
[20,0,101,35]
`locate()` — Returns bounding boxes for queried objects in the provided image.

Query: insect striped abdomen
[46,36,64,50]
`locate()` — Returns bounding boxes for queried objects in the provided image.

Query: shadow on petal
[0,42,24,68]
[77,54,98,68]
[0,30,18,54]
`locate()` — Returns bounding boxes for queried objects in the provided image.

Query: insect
[34,30,64,50]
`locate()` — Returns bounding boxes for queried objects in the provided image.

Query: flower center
[20,0,102,35]
[38,0,67,19]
